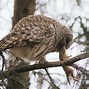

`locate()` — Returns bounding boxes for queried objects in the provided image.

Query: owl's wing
[0,17,55,51]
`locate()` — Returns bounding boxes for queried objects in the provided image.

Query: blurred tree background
[0,0,89,89]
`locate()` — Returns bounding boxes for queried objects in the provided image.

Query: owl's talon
[39,58,47,64]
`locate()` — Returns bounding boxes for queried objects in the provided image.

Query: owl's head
[56,25,73,52]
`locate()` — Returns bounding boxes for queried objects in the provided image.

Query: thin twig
[0,52,5,72]
[45,68,59,89]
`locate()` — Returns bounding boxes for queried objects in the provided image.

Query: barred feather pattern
[0,15,73,61]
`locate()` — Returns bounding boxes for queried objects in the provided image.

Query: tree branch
[0,52,89,80]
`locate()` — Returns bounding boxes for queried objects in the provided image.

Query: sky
[0,0,89,89]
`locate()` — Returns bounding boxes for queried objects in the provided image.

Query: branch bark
[0,52,89,80]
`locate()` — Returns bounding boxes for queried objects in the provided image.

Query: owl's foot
[37,57,47,64]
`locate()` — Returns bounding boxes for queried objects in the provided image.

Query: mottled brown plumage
[0,15,73,61]
[0,15,73,82]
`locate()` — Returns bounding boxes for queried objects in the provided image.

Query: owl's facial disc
[56,34,73,52]
[65,35,73,49]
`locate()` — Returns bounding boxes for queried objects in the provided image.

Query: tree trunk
[12,0,36,26]
[6,0,36,89]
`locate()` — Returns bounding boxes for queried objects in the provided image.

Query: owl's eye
[66,38,70,44]
[65,35,73,49]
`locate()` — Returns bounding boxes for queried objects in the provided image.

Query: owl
[0,15,73,81]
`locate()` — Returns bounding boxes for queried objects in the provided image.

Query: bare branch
[0,52,89,80]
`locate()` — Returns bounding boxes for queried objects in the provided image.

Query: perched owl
[0,15,73,81]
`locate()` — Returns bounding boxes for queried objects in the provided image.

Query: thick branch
[0,52,89,80]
